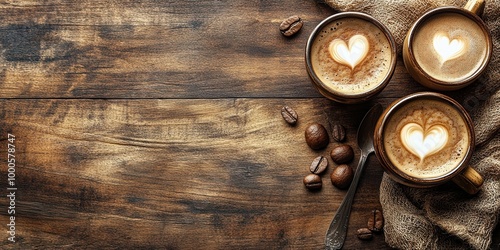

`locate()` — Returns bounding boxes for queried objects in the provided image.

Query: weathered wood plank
[0,0,433,99]
[0,0,330,98]
[0,99,391,249]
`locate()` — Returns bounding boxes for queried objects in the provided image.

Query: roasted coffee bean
[332,124,346,142]
[281,106,298,125]
[356,228,373,240]
[279,15,303,37]
[309,156,328,174]
[305,123,329,150]
[330,144,354,164]
[330,164,353,189]
[303,174,322,190]
[367,209,384,233]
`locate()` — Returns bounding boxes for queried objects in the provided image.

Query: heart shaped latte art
[400,123,449,162]
[433,32,466,64]
[328,34,369,70]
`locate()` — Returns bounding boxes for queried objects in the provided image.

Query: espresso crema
[383,99,470,179]
[310,17,393,95]
[412,12,488,83]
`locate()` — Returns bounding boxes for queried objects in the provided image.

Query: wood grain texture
[0,99,390,249]
[0,0,324,98]
[0,0,428,99]
[0,0,498,249]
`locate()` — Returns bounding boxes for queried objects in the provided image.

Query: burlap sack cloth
[321,0,500,249]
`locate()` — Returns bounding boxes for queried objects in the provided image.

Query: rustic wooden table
[0,1,498,249]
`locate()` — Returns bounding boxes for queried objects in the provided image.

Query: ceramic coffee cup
[305,12,397,103]
[402,0,492,91]
[374,92,483,194]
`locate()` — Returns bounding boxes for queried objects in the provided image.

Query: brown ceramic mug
[305,12,397,103]
[374,92,483,194]
[402,0,493,91]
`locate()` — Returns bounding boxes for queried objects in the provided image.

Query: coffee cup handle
[464,0,485,17]
[451,166,484,194]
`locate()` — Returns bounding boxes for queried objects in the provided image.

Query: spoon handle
[325,152,370,250]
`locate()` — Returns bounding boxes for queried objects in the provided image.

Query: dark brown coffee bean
[279,15,303,37]
[309,156,328,174]
[356,228,373,240]
[305,123,329,150]
[281,106,298,125]
[330,144,354,164]
[332,124,346,142]
[303,174,322,190]
[367,209,384,233]
[330,164,353,189]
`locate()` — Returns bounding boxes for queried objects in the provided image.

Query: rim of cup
[405,7,493,88]
[374,92,476,186]
[305,12,397,103]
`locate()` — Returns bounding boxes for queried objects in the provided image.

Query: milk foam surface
[383,99,470,179]
[310,18,392,95]
[413,13,487,83]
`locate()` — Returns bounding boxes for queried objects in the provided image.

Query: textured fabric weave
[321,0,500,249]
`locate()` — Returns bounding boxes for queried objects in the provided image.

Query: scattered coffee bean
[305,123,329,150]
[279,15,303,37]
[303,174,322,190]
[367,209,384,233]
[356,228,373,240]
[332,124,346,142]
[330,164,353,189]
[281,105,298,125]
[309,156,329,174]
[330,144,354,164]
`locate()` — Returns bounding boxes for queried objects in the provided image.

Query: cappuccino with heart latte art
[309,17,393,96]
[412,12,488,83]
[383,98,470,179]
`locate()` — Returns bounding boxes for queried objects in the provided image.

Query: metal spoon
[325,103,383,250]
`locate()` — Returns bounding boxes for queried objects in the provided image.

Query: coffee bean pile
[280,105,385,238]
[280,105,354,191]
